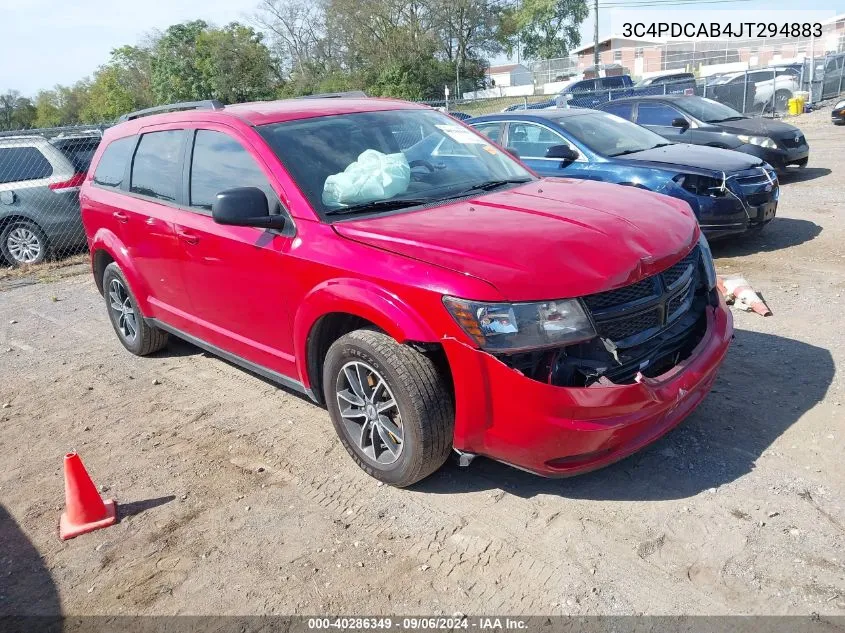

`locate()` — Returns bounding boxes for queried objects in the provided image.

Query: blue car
[468,109,779,239]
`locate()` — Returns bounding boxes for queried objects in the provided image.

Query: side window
[0,146,53,184]
[189,130,273,211]
[507,123,571,159]
[92,136,135,189]
[601,76,627,89]
[472,122,502,143]
[570,80,595,93]
[636,103,683,126]
[130,130,184,203]
[602,103,634,120]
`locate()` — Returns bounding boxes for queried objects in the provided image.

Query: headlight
[835,99,845,110]
[443,296,596,351]
[737,134,777,149]
[698,233,717,290]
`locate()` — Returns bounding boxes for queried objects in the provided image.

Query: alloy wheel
[108,278,138,343]
[6,227,42,264]
[335,361,404,465]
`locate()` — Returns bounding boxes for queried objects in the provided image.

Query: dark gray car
[0,136,88,265]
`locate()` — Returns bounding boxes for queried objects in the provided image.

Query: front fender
[89,228,154,316]
[293,278,440,388]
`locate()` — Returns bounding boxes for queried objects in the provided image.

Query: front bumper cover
[445,294,733,477]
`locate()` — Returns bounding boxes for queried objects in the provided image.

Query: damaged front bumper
[444,294,733,477]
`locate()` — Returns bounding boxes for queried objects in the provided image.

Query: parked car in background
[597,95,809,172]
[469,109,779,239]
[554,75,634,108]
[0,135,87,265]
[633,71,696,96]
[80,97,731,486]
[832,98,845,125]
[702,68,799,113]
[50,130,102,174]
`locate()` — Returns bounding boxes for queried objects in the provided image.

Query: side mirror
[212,187,284,229]
[545,144,579,162]
[671,117,690,130]
[505,147,521,160]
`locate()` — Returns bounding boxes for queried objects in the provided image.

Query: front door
[173,126,297,378]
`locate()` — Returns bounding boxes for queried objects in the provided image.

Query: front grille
[583,245,702,348]
[599,309,661,341]
[582,276,658,311]
[778,134,806,149]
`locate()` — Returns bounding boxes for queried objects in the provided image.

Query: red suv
[80,97,733,486]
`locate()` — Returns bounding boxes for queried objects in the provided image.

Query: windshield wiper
[650,142,673,149]
[324,197,429,216]
[443,178,533,198]
[706,116,747,123]
[608,148,647,157]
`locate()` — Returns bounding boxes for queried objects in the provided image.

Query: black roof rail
[117,100,225,123]
[296,91,368,99]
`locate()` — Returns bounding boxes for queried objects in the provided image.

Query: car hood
[332,179,699,302]
[710,116,803,138]
[617,143,764,173]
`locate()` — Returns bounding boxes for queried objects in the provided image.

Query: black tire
[323,329,453,487]
[102,262,168,356]
[0,221,49,266]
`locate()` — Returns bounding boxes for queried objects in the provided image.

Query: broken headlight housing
[698,233,717,290]
[673,173,726,197]
[443,296,596,352]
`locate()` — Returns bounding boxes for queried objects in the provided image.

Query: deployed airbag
[322,149,411,207]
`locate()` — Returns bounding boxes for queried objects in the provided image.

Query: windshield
[258,109,533,218]
[552,111,671,157]
[676,96,745,122]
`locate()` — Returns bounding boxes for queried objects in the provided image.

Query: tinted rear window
[0,146,53,184]
[54,137,100,172]
[93,136,136,189]
[130,130,184,202]
[600,76,629,89]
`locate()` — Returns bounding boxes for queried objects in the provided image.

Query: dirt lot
[1,108,844,618]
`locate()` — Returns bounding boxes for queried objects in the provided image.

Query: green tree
[150,20,210,102]
[34,90,62,128]
[501,0,588,60]
[0,91,37,131]
[195,24,277,103]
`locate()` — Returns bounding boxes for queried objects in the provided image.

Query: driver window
[507,123,572,159]
[636,103,683,127]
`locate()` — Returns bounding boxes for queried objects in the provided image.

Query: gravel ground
[1,108,843,617]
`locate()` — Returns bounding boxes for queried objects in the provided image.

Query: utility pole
[593,0,600,69]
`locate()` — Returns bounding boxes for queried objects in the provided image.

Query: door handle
[177,229,199,245]
[113,211,129,223]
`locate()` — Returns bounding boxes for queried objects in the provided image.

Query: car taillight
[49,172,86,192]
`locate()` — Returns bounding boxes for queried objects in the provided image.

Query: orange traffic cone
[59,452,117,540]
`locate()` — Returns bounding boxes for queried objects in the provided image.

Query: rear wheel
[323,329,453,487]
[1,221,48,266]
[102,262,168,356]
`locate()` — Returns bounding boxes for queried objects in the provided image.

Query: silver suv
[0,135,89,265]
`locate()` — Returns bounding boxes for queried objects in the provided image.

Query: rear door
[171,125,297,377]
[120,126,194,325]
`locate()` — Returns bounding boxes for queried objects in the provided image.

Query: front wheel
[323,330,454,487]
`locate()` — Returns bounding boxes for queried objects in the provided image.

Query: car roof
[106,98,426,137]
[597,94,693,104]
[472,108,597,122]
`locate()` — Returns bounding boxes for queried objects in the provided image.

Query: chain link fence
[0,125,105,267]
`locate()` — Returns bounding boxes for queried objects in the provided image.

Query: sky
[1,0,842,97]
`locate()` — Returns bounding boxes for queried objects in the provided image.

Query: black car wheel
[323,329,453,487]
[1,221,48,266]
[102,262,168,355]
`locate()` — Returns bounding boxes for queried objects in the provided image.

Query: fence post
[742,71,748,114]
[703,76,707,99]
[770,68,776,117]
[839,66,844,97]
